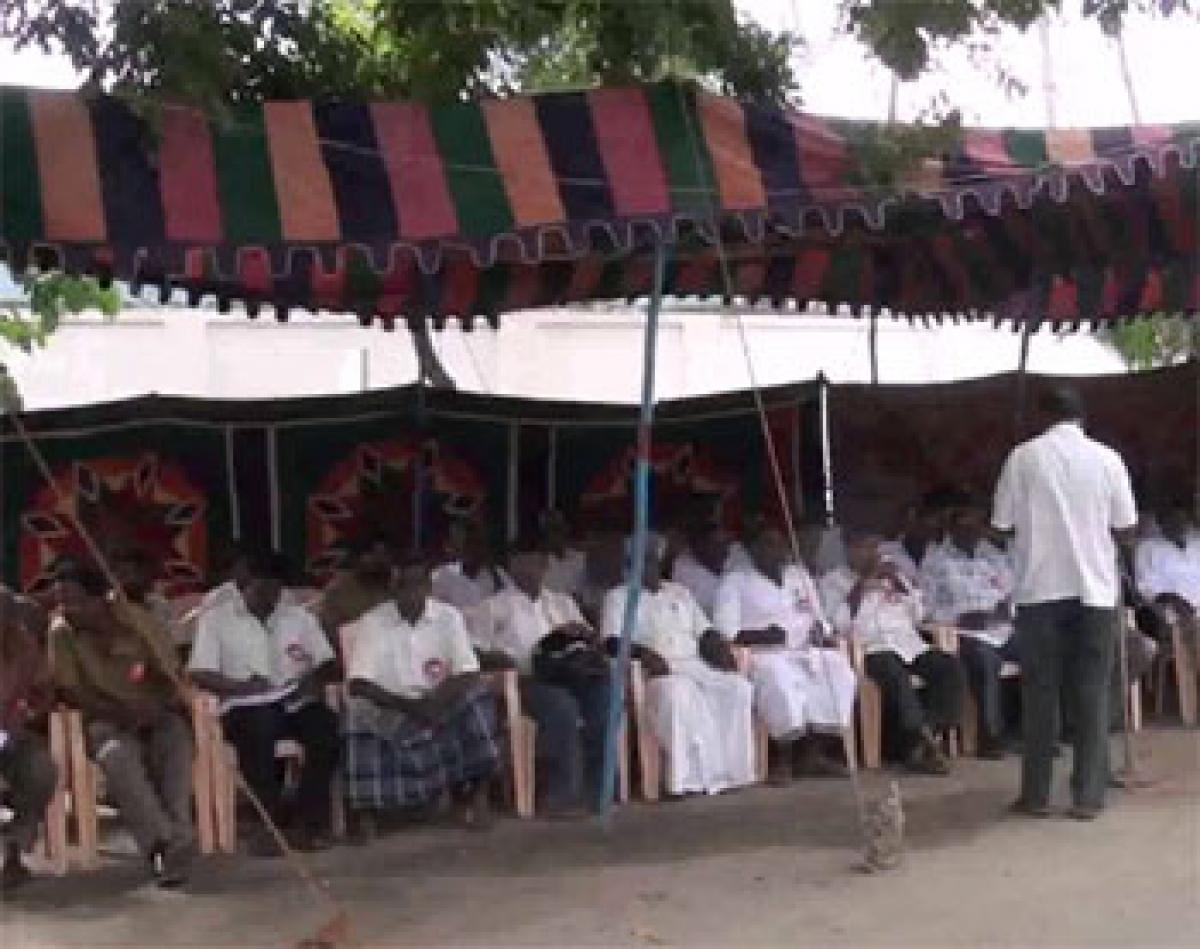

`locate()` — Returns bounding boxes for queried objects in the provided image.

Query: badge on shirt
[286,643,314,670]
[423,658,448,686]
[127,661,146,684]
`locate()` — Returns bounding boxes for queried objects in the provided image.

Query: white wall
[1,302,1126,411]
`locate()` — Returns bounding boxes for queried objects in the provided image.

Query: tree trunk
[410,322,456,389]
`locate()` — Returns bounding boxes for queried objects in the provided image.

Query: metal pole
[600,244,666,817]
[868,313,880,385]
[1015,322,1035,438]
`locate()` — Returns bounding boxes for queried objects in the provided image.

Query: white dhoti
[749,648,857,740]
[646,658,756,796]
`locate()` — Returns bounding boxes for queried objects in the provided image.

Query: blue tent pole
[600,243,667,818]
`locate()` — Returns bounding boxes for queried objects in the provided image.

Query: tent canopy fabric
[1,81,1197,327]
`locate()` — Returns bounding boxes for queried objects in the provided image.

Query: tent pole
[1015,320,1035,438]
[600,244,667,818]
[868,313,880,385]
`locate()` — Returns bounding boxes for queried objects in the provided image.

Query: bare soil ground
[3,726,1197,948]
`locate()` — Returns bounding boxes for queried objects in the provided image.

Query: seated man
[1136,503,1200,660]
[920,503,1016,759]
[672,520,731,619]
[343,554,501,831]
[602,540,755,797]
[878,490,958,585]
[822,533,965,775]
[431,522,510,614]
[188,551,340,854]
[315,534,396,649]
[541,511,587,599]
[0,588,57,893]
[471,538,610,815]
[52,560,195,885]
[713,526,857,781]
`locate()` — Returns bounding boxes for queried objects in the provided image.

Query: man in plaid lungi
[343,554,500,834]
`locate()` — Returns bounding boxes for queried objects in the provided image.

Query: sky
[1,2,1197,127]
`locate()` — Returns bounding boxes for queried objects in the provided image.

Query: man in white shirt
[713,527,857,781]
[342,554,500,831]
[671,521,731,619]
[188,552,341,853]
[431,522,510,613]
[471,539,610,815]
[1136,504,1199,653]
[822,533,964,775]
[540,510,587,598]
[602,540,755,797]
[877,491,954,585]
[992,386,1138,820]
[920,503,1017,759]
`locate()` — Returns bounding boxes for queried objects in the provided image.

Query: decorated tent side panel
[828,363,1198,529]
[0,420,231,595]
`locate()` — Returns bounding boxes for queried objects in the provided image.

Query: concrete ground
[3,726,1197,948]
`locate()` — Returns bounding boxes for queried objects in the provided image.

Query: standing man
[993,387,1138,820]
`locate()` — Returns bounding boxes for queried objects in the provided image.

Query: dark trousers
[865,649,965,754]
[520,674,610,811]
[958,635,1018,743]
[0,732,57,853]
[1016,600,1117,811]
[222,701,339,833]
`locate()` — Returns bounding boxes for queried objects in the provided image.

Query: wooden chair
[1152,611,1197,726]
[852,630,959,769]
[8,709,73,876]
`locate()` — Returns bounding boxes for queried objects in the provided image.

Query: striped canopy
[1,80,1197,328]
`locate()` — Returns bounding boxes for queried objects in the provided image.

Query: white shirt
[1136,533,1200,608]
[671,551,725,618]
[431,562,511,612]
[345,599,480,699]
[543,549,587,598]
[821,567,927,664]
[188,597,334,708]
[470,587,586,674]
[712,564,825,649]
[601,581,710,663]
[919,539,1014,624]
[993,421,1137,608]
[877,540,925,585]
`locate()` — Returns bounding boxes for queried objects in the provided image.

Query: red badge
[127,662,146,683]
[423,658,448,686]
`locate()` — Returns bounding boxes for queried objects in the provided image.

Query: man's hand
[554,621,596,643]
[640,649,671,679]
[876,562,907,592]
[735,625,786,647]
[699,630,738,672]
[237,675,274,698]
[1156,593,1196,619]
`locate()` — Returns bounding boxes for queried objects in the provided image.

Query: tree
[2,0,1195,387]
[1103,316,1199,370]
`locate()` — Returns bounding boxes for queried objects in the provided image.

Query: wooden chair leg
[1128,679,1143,734]
[217,745,237,854]
[630,661,661,801]
[42,711,70,876]
[65,711,99,870]
[841,724,857,772]
[857,680,882,770]
[190,699,216,856]
[617,715,631,805]
[516,717,537,819]
[754,718,770,784]
[1172,624,1197,726]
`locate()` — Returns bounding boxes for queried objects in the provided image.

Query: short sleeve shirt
[188,598,333,689]
[821,567,927,664]
[671,552,724,619]
[470,588,585,674]
[919,540,1014,624]
[345,599,480,699]
[1135,534,1200,608]
[712,565,825,648]
[601,582,709,662]
[993,422,1137,607]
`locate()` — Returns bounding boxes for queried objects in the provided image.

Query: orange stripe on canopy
[1046,129,1095,167]
[482,98,564,227]
[696,92,765,211]
[371,102,458,241]
[28,92,106,241]
[263,101,340,241]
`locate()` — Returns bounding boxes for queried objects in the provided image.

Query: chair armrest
[731,644,752,676]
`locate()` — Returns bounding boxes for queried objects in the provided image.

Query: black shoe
[1008,798,1052,819]
[1067,805,1101,821]
[1,856,32,894]
[149,841,190,889]
[977,736,1007,761]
